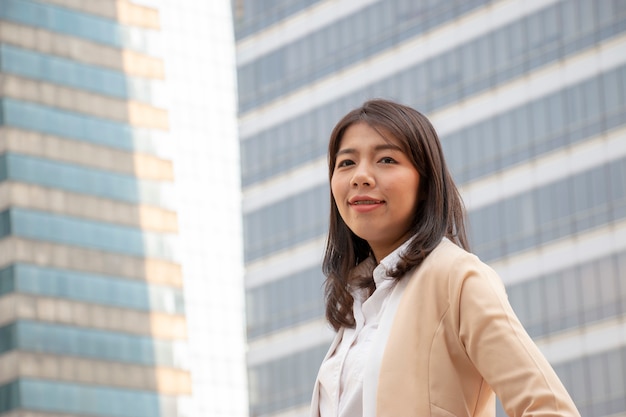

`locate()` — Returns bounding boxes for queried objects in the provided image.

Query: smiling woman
[310,99,580,417]
[331,122,421,263]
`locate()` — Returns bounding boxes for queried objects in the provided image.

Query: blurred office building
[234,1,626,416]
[0,0,247,416]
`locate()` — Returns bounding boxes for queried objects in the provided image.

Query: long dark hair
[322,99,469,331]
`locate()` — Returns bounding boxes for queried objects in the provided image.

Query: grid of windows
[246,266,324,339]
[0,264,184,314]
[0,99,169,156]
[244,157,626,263]
[237,0,489,111]
[553,347,626,417]
[0,208,179,260]
[233,0,323,39]
[238,0,624,112]
[249,343,626,416]
[250,323,626,417]
[0,153,175,208]
[240,3,626,185]
[245,250,626,341]
[0,45,163,104]
[248,343,328,416]
[0,0,159,53]
[508,251,626,339]
[469,158,626,261]
[240,1,626,415]
[0,1,195,416]
[0,379,174,417]
[443,67,625,184]
[242,63,626,186]
[0,321,183,367]
[243,185,328,262]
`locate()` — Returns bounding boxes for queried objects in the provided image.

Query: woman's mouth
[351,200,383,205]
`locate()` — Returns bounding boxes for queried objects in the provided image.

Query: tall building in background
[0,0,247,416]
[233,1,626,416]
[156,0,249,416]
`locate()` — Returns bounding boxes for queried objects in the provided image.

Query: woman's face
[331,122,421,262]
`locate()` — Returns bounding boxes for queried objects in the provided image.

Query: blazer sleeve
[451,254,581,417]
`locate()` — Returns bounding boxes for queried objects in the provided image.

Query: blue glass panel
[2,99,130,151]
[0,320,182,366]
[0,381,19,413]
[0,266,15,296]
[0,264,184,313]
[248,343,328,416]
[246,265,324,339]
[0,379,164,417]
[3,208,178,260]
[0,0,156,52]
[0,152,7,179]
[0,210,10,237]
[0,44,161,104]
[0,324,17,353]
[1,99,170,155]
[1,44,126,97]
[234,0,323,39]
[1,153,174,208]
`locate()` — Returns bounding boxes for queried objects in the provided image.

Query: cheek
[330,177,342,200]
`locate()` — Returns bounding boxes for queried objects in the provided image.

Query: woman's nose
[351,165,374,187]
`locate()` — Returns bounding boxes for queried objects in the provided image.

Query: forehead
[338,122,404,150]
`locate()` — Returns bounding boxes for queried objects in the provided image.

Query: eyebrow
[336,143,402,157]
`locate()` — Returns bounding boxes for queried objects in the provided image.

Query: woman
[310,99,580,417]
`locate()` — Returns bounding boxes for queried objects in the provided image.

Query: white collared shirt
[317,241,411,417]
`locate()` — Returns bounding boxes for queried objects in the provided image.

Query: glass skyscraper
[233,1,626,416]
[0,0,247,416]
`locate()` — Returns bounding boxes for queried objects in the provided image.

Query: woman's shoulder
[423,238,481,271]
[411,238,499,291]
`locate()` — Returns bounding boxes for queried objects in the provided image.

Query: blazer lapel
[309,328,344,417]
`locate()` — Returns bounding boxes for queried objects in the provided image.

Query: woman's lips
[349,199,384,212]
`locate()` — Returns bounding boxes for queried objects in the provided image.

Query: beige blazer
[311,239,580,417]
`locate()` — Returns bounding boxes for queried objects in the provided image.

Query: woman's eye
[379,157,396,164]
[337,159,354,168]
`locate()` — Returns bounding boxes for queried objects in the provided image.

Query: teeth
[353,200,381,205]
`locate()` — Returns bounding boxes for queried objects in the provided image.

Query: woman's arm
[454,257,581,417]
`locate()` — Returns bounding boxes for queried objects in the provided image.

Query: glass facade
[233,0,324,39]
[243,156,626,262]
[247,344,329,416]
[0,0,160,52]
[240,3,626,185]
[246,265,325,339]
[1,99,169,155]
[553,347,626,417]
[0,153,175,207]
[507,251,626,339]
[0,379,170,417]
[0,44,164,103]
[237,0,625,112]
[0,0,200,416]
[235,0,626,416]
[0,321,185,367]
[0,208,179,260]
[0,264,184,314]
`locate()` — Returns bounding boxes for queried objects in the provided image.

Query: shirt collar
[372,238,413,287]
